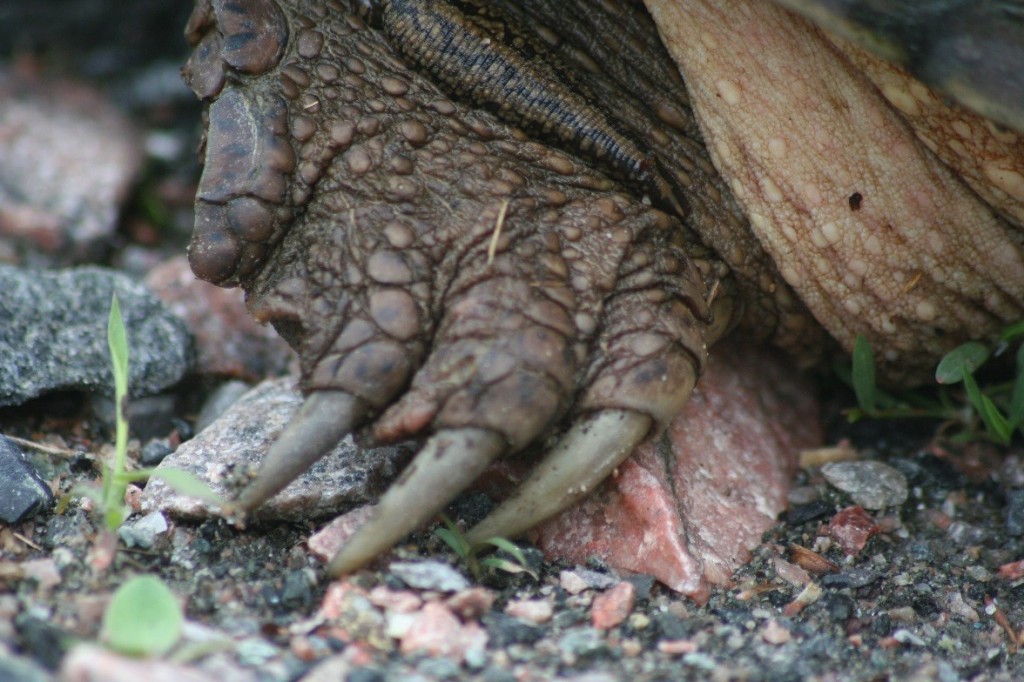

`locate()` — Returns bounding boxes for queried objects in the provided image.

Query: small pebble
[590,582,635,629]
[557,627,606,660]
[481,613,544,648]
[446,587,494,620]
[390,560,470,593]
[820,567,879,589]
[505,599,553,624]
[822,460,908,509]
[140,441,174,467]
[760,619,791,645]
[0,436,53,524]
[116,511,169,549]
[657,639,697,655]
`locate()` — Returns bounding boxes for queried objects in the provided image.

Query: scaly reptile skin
[182,0,1024,575]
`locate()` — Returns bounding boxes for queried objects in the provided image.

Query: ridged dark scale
[363,0,680,209]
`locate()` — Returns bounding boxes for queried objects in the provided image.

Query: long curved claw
[465,409,652,546]
[234,390,367,514]
[327,428,506,576]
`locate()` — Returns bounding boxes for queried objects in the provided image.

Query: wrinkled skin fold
[182,0,1024,575]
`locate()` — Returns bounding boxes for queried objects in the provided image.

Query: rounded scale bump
[290,114,316,142]
[367,250,414,284]
[430,99,457,115]
[212,0,288,74]
[227,196,276,242]
[189,202,243,284]
[301,93,322,114]
[345,147,375,175]
[386,176,421,201]
[543,152,577,176]
[182,31,226,99]
[281,64,311,87]
[198,90,295,204]
[345,57,367,74]
[184,0,214,45]
[399,119,429,146]
[279,74,301,99]
[316,63,341,82]
[299,160,322,185]
[316,340,412,407]
[297,29,325,59]
[380,75,410,96]
[654,101,690,133]
[383,221,416,249]
[369,288,421,340]
[441,371,563,451]
[389,155,416,175]
[357,116,382,136]
[330,121,356,147]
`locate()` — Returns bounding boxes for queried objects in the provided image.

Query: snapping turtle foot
[183,0,734,574]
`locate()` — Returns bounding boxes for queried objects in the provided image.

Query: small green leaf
[851,334,878,414]
[481,556,538,580]
[107,294,129,405]
[147,469,224,505]
[434,525,471,559]
[1000,320,1024,343]
[102,576,184,657]
[104,505,128,530]
[936,342,989,384]
[962,369,1011,445]
[104,293,131,531]
[484,537,529,567]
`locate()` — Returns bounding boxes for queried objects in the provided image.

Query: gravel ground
[1,410,1023,681]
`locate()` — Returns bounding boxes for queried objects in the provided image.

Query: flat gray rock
[0,265,193,406]
[821,460,909,510]
[141,378,413,521]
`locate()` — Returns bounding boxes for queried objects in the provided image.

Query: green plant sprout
[76,293,221,531]
[843,321,1024,445]
[434,514,538,580]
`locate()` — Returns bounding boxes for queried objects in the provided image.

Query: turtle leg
[182,0,734,573]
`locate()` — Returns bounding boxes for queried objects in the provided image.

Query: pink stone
[309,506,377,563]
[60,644,215,682]
[368,585,423,614]
[827,506,879,556]
[446,587,496,620]
[398,602,488,661]
[505,598,554,624]
[761,619,792,645]
[591,582,636,629]
[531,339,821,602]
[772,556,812,587]
[146,256,294,380]
[319,580,369,621]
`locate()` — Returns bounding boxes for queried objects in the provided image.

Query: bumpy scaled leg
[182,0,741,574]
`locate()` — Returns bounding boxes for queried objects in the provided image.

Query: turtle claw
[465,409,652,547]
[327,427,506,576]
[234,390,368,515]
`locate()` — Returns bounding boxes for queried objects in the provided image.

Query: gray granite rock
[0,435,53,524]
[0,265,194,406]
[141,378,413,521]
[821,460,909,510]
